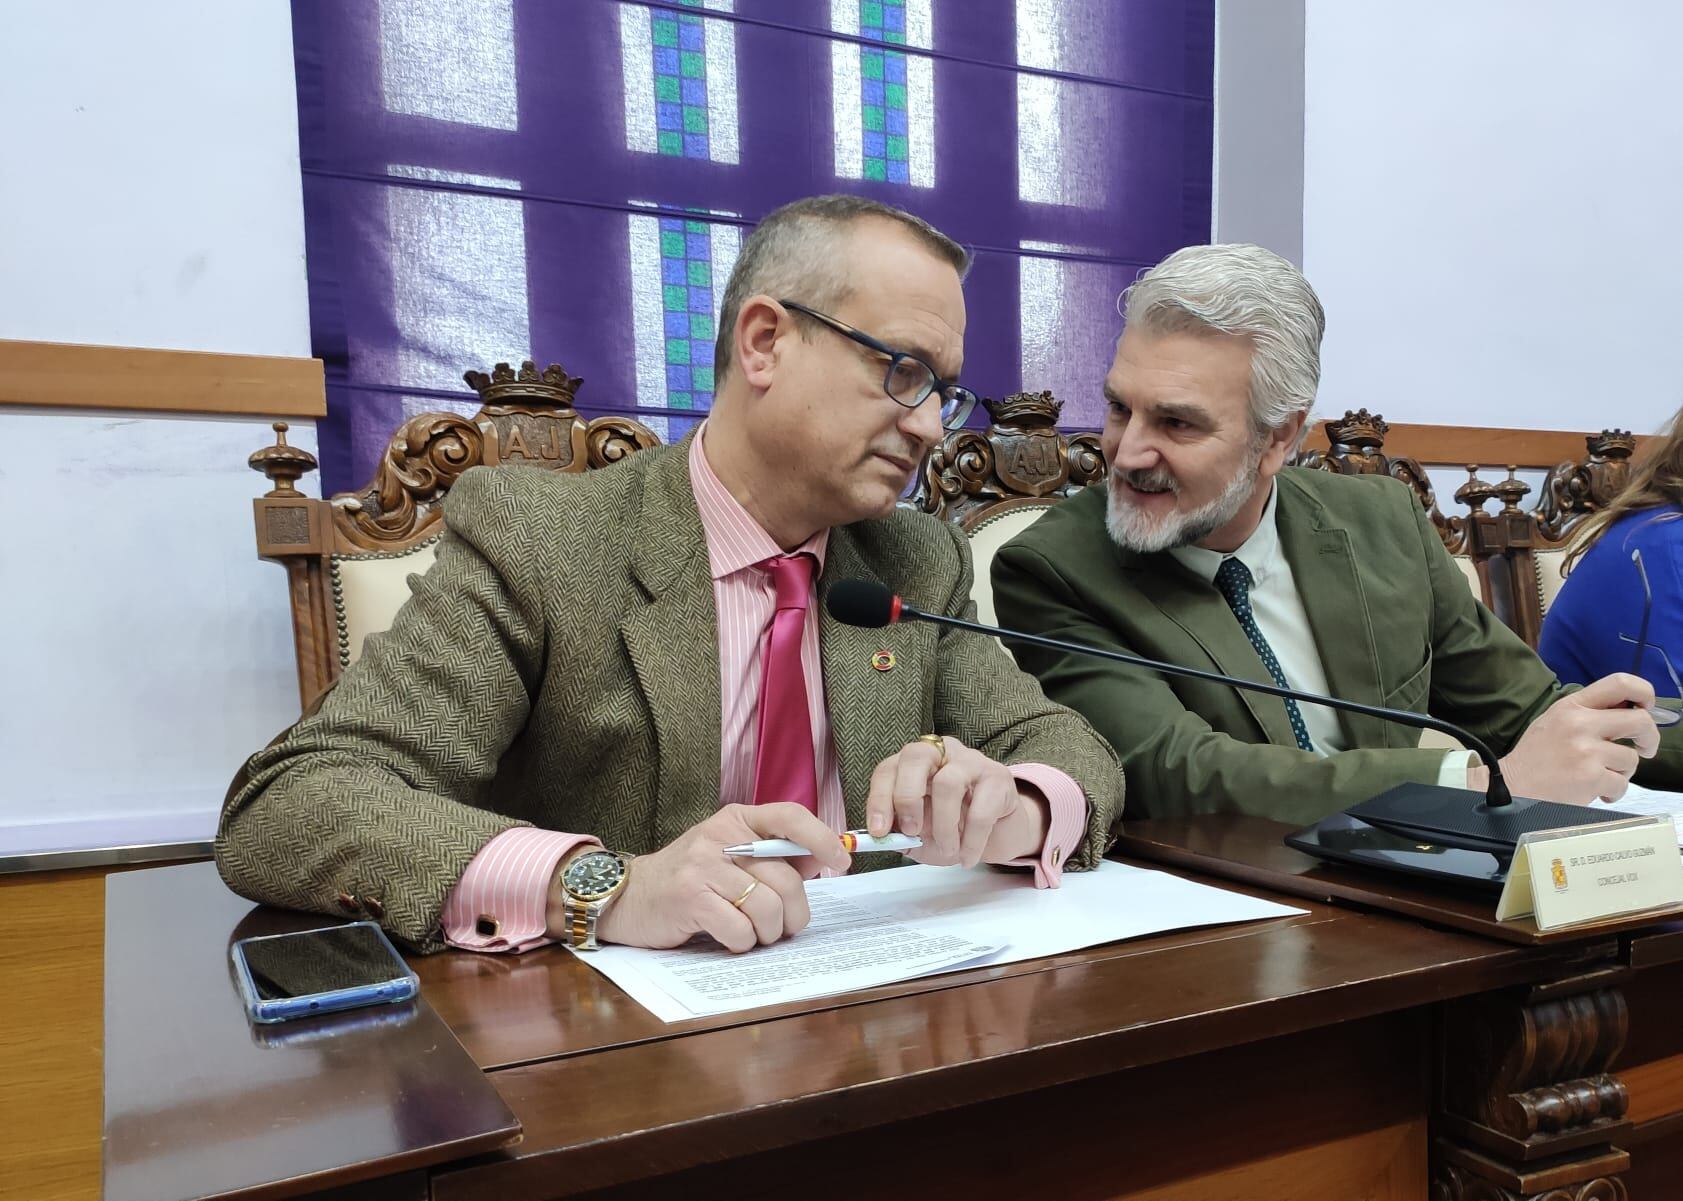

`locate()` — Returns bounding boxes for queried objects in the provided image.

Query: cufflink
[475,914,501,938]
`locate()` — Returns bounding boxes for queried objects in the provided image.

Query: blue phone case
[231,922,419,1024]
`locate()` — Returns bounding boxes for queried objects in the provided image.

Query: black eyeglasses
[779,299,977,430]
[1623,547,1683,723]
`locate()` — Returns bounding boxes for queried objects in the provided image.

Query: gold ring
[730,880,759,909]
[916,733,948,769]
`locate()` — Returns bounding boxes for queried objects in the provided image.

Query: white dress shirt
[1169,484,1470,784]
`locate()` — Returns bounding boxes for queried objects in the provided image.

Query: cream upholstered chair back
[963,500,1062,626]
[908,390,1105,623]
[1533,548,1570,615]
[251,361,661,708]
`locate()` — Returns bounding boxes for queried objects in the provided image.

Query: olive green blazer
[217,436,1124,950]
[992,467,1683,826]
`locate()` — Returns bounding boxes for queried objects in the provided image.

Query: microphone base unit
[1286,783,1648,891]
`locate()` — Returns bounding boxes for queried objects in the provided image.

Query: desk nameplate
[1496,817,1683,929]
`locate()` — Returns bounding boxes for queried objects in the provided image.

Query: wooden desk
[1117,816,1683,1199]
[104,859,1613,1201]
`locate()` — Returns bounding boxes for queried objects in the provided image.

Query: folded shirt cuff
[441,827,600,953]
[1001,763,1088,888]
[1437,749,1478,790]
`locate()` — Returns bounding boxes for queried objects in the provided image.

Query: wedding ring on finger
[916,733,948,769]
[730,880,760,909]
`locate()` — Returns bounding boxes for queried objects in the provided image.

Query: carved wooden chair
[1293,411,1466,549]
[1290,409,1495,608]
[912,390,1105,624]
[1462,431,1636,647]
[250,361,661,708]
[1291,411,1495,752]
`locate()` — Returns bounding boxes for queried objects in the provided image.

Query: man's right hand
[577,803,850,953]
[1467,673,1661,804]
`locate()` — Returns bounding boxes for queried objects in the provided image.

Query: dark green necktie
[1213,556,1315,752]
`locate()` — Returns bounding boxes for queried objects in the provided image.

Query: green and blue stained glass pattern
[618,0,739,164]
[830,0,933,187]
[627,209,742,433]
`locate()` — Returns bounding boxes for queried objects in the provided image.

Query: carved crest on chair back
[314,361,661,551]
[1292,409,1465,552]
[916,390,1104,528]
[251,360,661,706]
[1533,429,1636,542]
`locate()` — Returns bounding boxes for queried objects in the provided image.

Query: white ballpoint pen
[723,830,923,858]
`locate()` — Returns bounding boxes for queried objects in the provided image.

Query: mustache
[1112,467,1179,496]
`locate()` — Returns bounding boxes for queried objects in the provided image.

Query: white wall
[1302,1,1683,437]
[1212,0,1305,263]
[0,1,315,854]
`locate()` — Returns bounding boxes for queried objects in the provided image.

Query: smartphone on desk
[231,921,419,1024]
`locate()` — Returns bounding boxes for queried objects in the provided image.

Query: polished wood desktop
[100,852,1663,1201]
[1117,816,1683,1198]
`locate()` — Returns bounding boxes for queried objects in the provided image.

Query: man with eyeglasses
[218,194,1124,957]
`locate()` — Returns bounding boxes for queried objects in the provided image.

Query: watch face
[563,851,626,902]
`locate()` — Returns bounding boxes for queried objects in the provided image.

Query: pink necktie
[750,553,819,813]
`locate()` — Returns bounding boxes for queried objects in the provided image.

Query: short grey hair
[714,194,970,385]
[1121,243,1326,436]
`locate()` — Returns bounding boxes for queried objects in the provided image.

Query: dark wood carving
[1433,971,1632,1201]
[1535,430,1637,542]
[1294,408,1466,553]
[914,390,1103,529]
[1431,1155,1628,1201]
[1463,432,1636,648]
[251,360,662,706]
[319,362,662,552]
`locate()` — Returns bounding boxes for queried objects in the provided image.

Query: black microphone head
[826,579,900,628]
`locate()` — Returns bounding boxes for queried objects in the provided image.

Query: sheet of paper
[1594,783,1683,845]
[574,860,1306,1022]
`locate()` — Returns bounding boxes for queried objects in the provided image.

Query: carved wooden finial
[248,421,319,498]
[1493,465,1531,514]
[1455,465,1498,514]
[464,359,583,410]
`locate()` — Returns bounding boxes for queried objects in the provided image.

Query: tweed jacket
[992,467,1683,827]
[217,437,1125,950]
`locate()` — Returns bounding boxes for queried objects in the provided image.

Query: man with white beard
[990,243,1683,824]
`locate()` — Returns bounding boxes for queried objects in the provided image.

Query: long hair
[1565,408,1683,571]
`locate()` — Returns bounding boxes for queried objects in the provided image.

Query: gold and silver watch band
[565,893,602,951]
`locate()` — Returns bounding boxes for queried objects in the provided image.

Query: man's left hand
[865,737,1048,867]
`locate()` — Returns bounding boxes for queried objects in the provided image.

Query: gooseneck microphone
[828,578,1648,858]
[825,578,1514,808]
[828,578,1656,861]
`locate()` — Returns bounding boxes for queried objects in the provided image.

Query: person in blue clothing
[1541,414,1683,696]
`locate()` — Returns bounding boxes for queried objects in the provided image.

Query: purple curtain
[292,0,1213,493]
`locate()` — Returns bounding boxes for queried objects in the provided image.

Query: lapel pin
[870,650,896,672]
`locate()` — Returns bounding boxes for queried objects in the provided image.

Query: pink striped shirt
[442,426,1087,952]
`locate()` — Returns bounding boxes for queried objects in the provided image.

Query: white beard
[1104,443,1265,553]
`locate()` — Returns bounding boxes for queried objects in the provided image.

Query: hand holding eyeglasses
[1469,673,1662,805]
